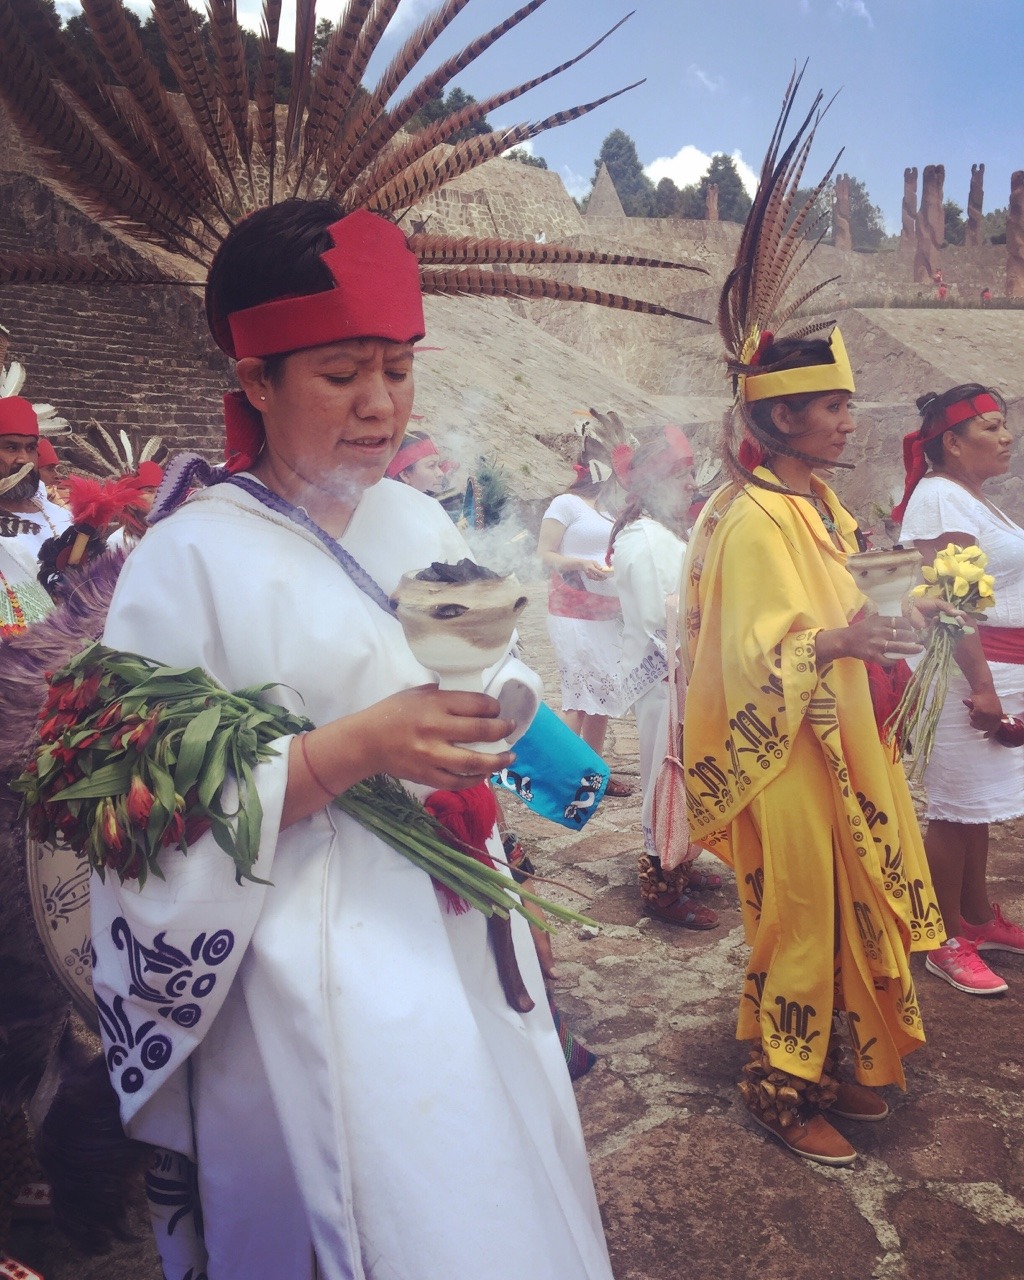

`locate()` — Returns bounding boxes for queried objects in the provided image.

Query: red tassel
[424,782,500,914]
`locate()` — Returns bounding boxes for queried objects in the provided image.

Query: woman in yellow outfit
[683,327,944,1166]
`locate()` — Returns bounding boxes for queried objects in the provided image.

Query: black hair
[204,198,343,377]
[917,383,1006,467]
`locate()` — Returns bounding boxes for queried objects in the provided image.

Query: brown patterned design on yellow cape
[680,470,943,1088]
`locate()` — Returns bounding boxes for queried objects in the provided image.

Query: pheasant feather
[0,0,707,330]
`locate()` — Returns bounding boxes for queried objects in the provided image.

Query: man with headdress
[0,398,70,564]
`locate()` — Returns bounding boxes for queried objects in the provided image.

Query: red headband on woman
[218,210,426,473]
[385,435,438,479]
[891,391,1001,523]
[611,425,694,490]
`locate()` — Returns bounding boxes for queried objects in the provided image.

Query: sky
[59,0,1024,232]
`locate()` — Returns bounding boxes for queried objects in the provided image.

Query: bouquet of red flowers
[17,643,592,932]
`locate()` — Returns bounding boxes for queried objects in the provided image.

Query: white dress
[542,492,624,717]
[611,518,686,854]
[90,477,614,1280]
[900,474,1024,822]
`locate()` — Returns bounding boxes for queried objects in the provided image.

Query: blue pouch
[492,702,608,829]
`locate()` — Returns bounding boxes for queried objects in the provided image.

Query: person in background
[538,436,631,795]
[35,436,68,506]
[607,425,721,928]
[895,383,1024,996]
[384,428,451,496]
[0,397,70,577]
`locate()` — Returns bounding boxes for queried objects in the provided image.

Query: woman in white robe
[89,200,613,1280]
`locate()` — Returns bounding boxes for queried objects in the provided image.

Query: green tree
[504,148,547,169]
[407,87,491,141]
[982,206,1007,244]
[653,177,682,218]
[943,201,966,247]
[700,154,751,224]
[312,17,333,70]
[593,129,655,217]
[846,176,885,250]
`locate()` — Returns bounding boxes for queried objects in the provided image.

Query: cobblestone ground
[11,575,1024,1279]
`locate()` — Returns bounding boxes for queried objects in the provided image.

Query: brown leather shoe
[749,1109,857,1166]
[831,1080,889,1121]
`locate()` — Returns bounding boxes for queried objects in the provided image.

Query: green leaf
[54,760,133,801]
[174,706,223,797]
[198,727,234,808]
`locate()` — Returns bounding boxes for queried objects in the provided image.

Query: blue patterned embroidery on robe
[95,918,234,1094]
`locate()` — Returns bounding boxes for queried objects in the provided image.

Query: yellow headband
[740,327,855,403]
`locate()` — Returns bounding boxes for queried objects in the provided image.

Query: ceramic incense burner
[392,560,529,693]
[846,547,922,618]
[392,561,533,754]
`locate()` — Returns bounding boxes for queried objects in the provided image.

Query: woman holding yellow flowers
[896,384,1024,997]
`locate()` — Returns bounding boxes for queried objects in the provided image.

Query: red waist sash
[978,625,1024,665]
[547,572,621,621]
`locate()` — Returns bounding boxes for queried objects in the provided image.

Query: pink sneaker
[925,937,1008,996]
[960,904,1024,955]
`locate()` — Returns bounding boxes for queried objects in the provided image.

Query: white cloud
[836,0,874,27]
[687,64,722,94]
[645,146,758,196]
[559,165,591,201]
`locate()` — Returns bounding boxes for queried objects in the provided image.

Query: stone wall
[1,174,231,449]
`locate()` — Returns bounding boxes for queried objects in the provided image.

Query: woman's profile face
[254,338,415,499]
[946,410,1012,483]
[775,389,856,465]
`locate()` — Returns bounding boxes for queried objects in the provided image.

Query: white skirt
[921,661,1024,823]
[546,614,625,717]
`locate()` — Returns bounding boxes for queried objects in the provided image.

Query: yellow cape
[682,470,942,1087]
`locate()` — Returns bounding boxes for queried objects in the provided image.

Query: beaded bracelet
[299,732,337,801]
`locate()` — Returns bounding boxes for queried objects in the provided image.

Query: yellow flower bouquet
[885,543,995,778]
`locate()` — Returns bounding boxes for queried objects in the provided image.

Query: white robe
[90,477,613,1280]
[612,518,686,853]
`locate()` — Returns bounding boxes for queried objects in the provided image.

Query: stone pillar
[966,163,985,248]
[1007,170,1024,298]
[901,167,917,244]
[833,173,852,250]
[705,183,719,221]
[914,163,944,283]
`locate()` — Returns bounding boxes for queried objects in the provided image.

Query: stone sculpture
[705,183,719,222]
[901,167,918,243]
[833,173,852,250]
[1007,170,1024,298]
[966,163,985,248]
[914,164,945,283]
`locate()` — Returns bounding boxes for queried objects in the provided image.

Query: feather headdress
[718,67,850,487]
[0,0,708,325]
[58,418,166,482]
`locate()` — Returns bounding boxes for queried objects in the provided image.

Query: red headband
[611,425,694,490]
[219,211,425,473]
[0,396,39,438]
[36,437,59,467]
[892,392,1001,522]
[385,435,438,479]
